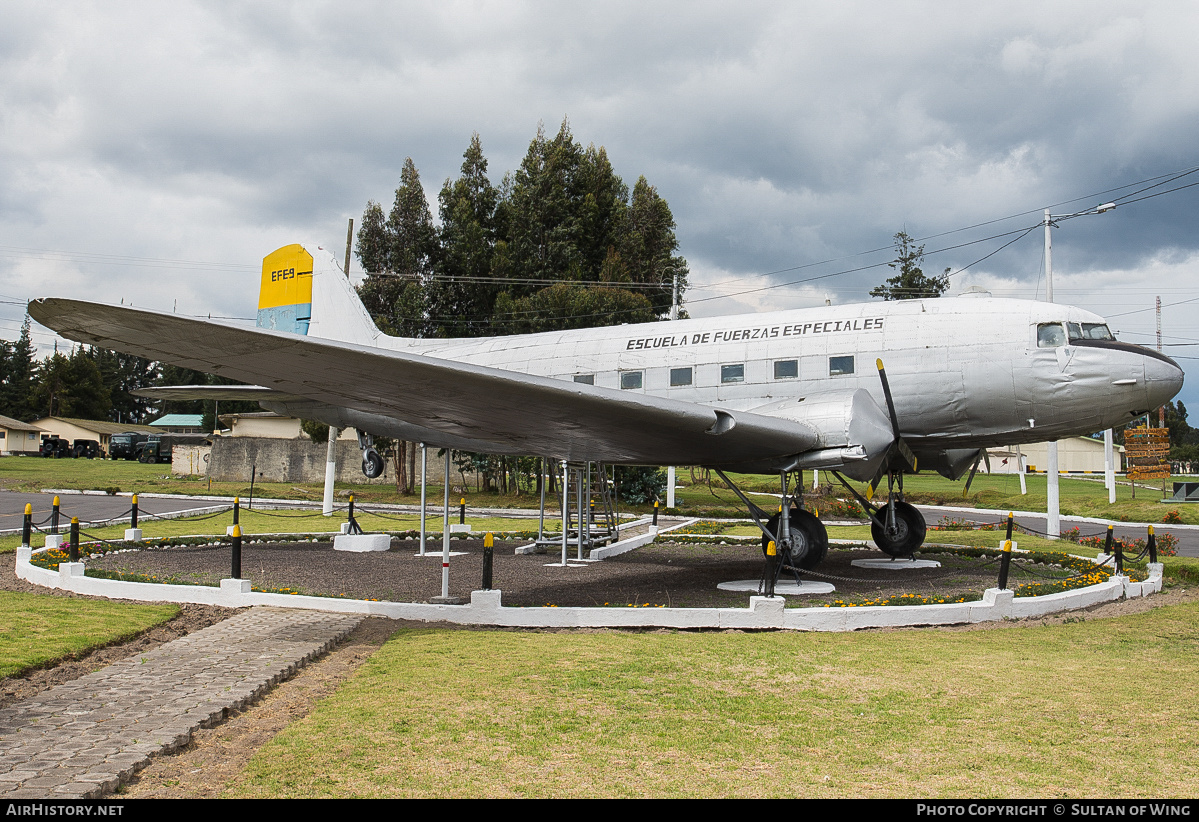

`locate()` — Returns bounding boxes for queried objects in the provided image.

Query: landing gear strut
[831,469,928,558]
[714,468,829,574]
[356,429,384,479]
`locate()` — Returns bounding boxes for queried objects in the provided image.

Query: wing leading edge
[31,298,823,468]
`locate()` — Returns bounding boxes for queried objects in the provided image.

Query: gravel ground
[80,536,1053,608]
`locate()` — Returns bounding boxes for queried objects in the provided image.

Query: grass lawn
[227,596,1199,798]
[0,510,548,554]
[0,591,178,678]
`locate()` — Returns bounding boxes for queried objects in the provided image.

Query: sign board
[1124,427,1171,480]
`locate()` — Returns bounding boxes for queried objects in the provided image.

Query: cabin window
[1037,323,1066,348]
[721,364,745,384]
[829,355,854,376]
[670,367,693,387]
[573,374,595,385]
[620,371,643,390]
[1067,322,1115,342]
[774,359,798,379]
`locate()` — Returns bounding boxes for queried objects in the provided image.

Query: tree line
[350,121,688,499]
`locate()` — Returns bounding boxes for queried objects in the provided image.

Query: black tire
[147,454,158,464]
[761,507,829,570]
[870,501,927,557]
[362,449,384,479]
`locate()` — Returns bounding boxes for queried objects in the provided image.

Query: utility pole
[344,218,354,279]
[1044,210,1060,538]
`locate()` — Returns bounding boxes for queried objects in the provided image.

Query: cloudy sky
[2,1,1197,407]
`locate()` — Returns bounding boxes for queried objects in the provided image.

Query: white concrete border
[14,547,1163,632]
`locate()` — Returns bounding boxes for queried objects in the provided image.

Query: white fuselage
[333,296,1180,451]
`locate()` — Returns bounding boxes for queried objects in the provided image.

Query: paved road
[0,491,233,534]
[0,607,362,799]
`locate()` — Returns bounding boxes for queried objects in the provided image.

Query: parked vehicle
[39,436,72,458]
[137,433,212,464]
[109,432,149,460]
[72,439,102,459]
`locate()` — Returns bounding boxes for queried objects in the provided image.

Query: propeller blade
[963,451,982,496]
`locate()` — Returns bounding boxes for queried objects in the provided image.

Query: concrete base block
[334,533,392,552]
[339,522,352,534]
[983,588,1014,608]
[16,547,31,563]
[220,578,252,594]
[44,534,65,550]
[58,562,85,579]
[717,579,835,595]
[514,542,545,555]
[852,557,941,570]
[449,523,472,534]
[470,589,502,615]
[124,528,143,542]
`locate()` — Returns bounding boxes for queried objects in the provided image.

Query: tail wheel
[760,507,829,570]
[362,448,384,479]
[870,501,927,557]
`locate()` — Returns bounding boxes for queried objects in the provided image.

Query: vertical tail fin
[257,243,381,347]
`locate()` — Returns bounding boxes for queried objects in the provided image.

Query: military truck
[109,432,150,460]
[137,433,212,464]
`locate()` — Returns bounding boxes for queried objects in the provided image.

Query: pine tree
[355,158,437,336]
[870,231,950,301]
[429,134,500,337]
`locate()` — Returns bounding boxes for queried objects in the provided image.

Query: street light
[1043,203,1116,537]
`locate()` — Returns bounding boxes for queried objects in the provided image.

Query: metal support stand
[440,450,451,599]
[419,443,427,555]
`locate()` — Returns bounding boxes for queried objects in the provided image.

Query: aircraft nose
[1144,353,1184,408]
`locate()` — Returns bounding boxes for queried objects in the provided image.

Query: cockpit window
[1037,323,1066,348]
[1067,322,1115,342]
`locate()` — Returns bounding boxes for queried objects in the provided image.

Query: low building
[0,414,43,455]
[984,436,1124,474]
[149,414,206,434]
[217,411,356,441]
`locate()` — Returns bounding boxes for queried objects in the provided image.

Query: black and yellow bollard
[69,517,80,563]
[1148,525,1158,564]
[233,496,240,528]
[131,494,139,529]
[1005,511,1015,543]
[51,495,60,536]
[998,539,1013,590]
[765,539,778,597]
[459,497,466,525]
[231,524,242,579]
[348,494,362,534]
[482,532,494,590]
[22,504,32,548]
[652,499,659,526]
[1103,524,1114,556]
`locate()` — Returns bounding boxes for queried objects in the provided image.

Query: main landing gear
[831,468,928,558]
[714,468,828,575]
[356,429,384,479]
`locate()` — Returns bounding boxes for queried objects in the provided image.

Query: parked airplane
[27,243,1184,569]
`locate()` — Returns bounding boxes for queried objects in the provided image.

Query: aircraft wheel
[871,501,927,557]
[362,448,384,479]
[761,507,828,570]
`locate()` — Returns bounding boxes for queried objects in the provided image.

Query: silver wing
[31,297,865,470]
